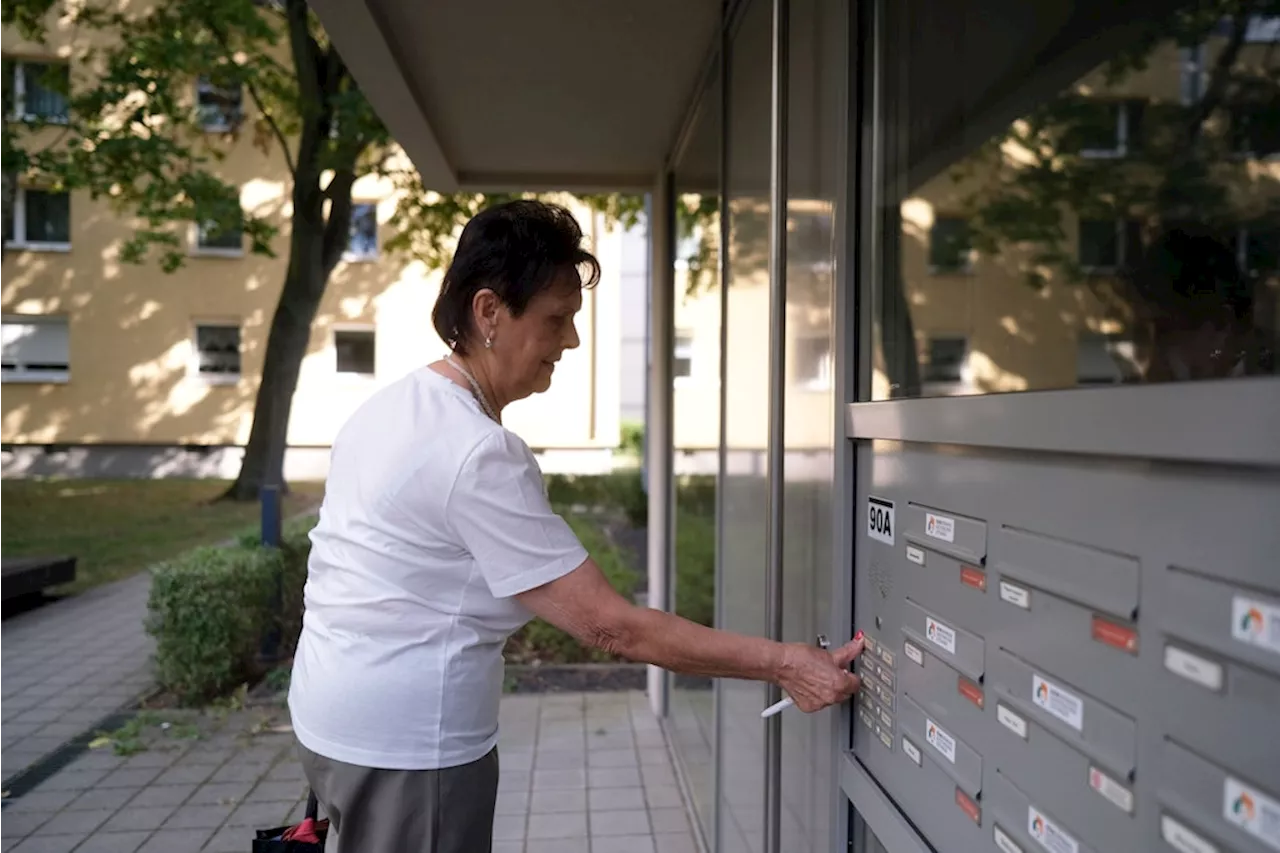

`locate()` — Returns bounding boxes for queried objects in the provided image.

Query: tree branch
[320,165,359,276]
[1183,11,1251,148]
[204,15,297,176]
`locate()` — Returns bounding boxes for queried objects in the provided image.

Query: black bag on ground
[253,790,329,852]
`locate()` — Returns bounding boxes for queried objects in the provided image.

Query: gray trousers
[296,742,499,853]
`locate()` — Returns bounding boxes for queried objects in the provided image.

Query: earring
[484,334,493,349]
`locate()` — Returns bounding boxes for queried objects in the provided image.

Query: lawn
[1,479,326,594]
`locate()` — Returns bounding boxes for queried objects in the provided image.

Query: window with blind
[2,316,70,382]
[194,324,242,381]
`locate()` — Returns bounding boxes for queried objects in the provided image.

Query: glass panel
[22,63,69,120]
[347,204,378,258]
[871,0,1280,400]
[718,0,772,850]
[335,330,376,375]
[779,0,847,850]
[196,325,241,375]
[196,75,243,130]
[668,34,722,851]
[25,191,71,245]
[198,217,244,251]
[850,806,893,853]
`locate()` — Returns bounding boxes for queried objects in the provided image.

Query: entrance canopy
[308,0,721,192]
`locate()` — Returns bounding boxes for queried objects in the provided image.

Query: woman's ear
[471,288,500,336]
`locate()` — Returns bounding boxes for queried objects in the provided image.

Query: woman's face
[479,272,583,405]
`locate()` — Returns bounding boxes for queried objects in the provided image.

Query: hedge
[502,514,640,664]
[146,516,315,705]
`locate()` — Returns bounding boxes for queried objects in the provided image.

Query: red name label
[958,677,985,709]
[1091,616,1139,654]
[955,788,981,823]
[960,566,987,592]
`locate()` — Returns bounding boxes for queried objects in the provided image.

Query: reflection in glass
[873,1,1280,400]
[779,0,847,850]
[718,0,773,850]
[668,49,723,852]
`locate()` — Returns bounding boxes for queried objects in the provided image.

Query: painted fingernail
[854,630,864,641]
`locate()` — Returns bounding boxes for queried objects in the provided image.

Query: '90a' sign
[868,497,895,545]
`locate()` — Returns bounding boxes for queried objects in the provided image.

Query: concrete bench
[1,556,77,600]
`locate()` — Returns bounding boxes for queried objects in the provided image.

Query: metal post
[258,483,283,664]
[764,0,790,849]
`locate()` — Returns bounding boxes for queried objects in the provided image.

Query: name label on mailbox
[868,497,895,545]
[926,616,957,655]
[926,512,956,543]
[1162,815,1219,853]
[1032,674,1084,732]
[1232,595,1280,657]
[925,717,957,764]
[1223,776,1280,850]
[1028,805,1079,853]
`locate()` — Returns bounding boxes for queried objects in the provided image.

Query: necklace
[446,354,499,422]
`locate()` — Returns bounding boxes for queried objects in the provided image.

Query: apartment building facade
[1,25,651,478]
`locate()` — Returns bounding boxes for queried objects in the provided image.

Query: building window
[1078,218,1141,272]
[1179,46,1206,106]
[673,331,694,379]
[1077,333,1139,386]
[193,324,241,381]
[793,336,832,390]
[929,217,972,273]
[1239,224,1280,277]
[922,336,969,385]
[1067,100,1137,159]
[1,316,70,383]
[194,216,244,255]
[4,60,69,121]
[3,188,71,250]
[345,203,378,261]
[335,329,376,375]
[1231,107,1280,159]
[196,75,243,131]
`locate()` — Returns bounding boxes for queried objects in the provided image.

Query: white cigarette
[760,696,794,718]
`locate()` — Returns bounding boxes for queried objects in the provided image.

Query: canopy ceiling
[307,0,722,192]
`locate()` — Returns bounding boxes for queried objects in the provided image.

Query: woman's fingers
[830,635,866,668]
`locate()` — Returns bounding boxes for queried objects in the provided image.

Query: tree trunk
[221,196,329,501]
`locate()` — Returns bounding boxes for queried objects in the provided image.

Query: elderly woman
[288,199,863,853]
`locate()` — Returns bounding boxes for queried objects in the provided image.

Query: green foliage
[146,517,314,704]
[674,506,715,627]
[384,178,647,270]
[504,514,640,664]
[546,470,647,527]
[618,421,645,458]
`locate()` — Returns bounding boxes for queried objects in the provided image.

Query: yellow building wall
[2,22,621,454]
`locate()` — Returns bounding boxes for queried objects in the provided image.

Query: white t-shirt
[288,367,588,770]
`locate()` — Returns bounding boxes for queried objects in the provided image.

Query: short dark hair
[432,199,602,353]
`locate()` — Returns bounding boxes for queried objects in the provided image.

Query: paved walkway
[1,691,699,853]
[2,575,154,783]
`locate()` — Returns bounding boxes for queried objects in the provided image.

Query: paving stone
[244,780,305,804]
[525,840,589,853]
[532,768,587,790]
[127,784,196,809]
[589,786,646,811]
[527,811,587,840]
[654,832,699,853]
[490,813,525,842]
[5,790,78,814]
[648,807,691,834]
[98,768,164,789]
[596,835,658,853]
[494,791,530,815]
[36,809,118,835]
[222,801,292,829]
[101,806,180,833]
[162,805,232,830]
[590,809,651,837]
[33,770,109,793]
[589,766,642,788]
[9,835,86,853]
[529,787,586,814]
[67,787,141,811]
[0,812,52,838]
[72,830,152,853]
[138,828,215,853]
[644,785,685,808]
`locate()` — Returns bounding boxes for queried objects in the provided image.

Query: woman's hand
[775,636,864,712]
